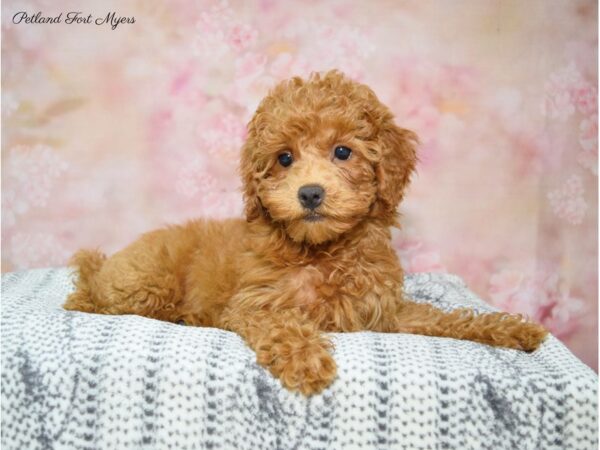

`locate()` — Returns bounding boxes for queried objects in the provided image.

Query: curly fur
[64,70,548,395]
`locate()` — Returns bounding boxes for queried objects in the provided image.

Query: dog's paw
[280,344,337,395]
[257,336,337,395]
[483,313,549,352]
[514,320,549,352]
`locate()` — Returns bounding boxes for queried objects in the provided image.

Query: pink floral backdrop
[2,0,597,369]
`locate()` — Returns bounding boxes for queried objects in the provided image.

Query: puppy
[64,70,547,395]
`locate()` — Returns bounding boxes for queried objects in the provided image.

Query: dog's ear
[240,140,264,222]
[243,179,263,222]
[373,123,418,222]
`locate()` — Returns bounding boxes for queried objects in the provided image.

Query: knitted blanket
[1,268,597,450]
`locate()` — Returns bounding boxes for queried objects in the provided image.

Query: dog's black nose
[298,184,325,210]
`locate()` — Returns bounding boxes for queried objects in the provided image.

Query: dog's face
[241,70,417,245]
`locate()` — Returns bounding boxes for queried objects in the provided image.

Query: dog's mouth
[303,212,324,222]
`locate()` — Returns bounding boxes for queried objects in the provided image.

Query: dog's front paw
[257,336,337,395]
[280,344,337,395]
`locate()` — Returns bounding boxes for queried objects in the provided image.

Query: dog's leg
[222,308,336,395]
[387,301,548,352]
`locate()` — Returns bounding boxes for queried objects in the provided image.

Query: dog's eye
[278,152,293,167]
[334,146,352,160]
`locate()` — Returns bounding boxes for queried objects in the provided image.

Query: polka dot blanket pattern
[1,268,597,450]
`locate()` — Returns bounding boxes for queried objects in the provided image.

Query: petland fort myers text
[12,11,135,30]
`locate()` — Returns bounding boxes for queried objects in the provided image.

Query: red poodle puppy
[64,70,547,395]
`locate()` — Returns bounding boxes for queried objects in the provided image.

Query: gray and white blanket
[1,268,597,450]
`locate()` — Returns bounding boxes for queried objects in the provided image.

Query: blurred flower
[489,269,524,298]
[387,59,477,167]
[228,24,258,53]
[393,237,446,273]
[574,85,598,115]
[269,52,311,79]
[3,145,68,228]
[578,114,598,174]
[547,175,588,225]
[193,0,259,63]
[174,159,242,219]
[175,158,217,198]
[193,1,237,61]
[279,18,373,79]
[8,232,70,270]
[234,52,267,83]
[2,91,19,116]
[542,90,575,121]
[489,268,585,339]
[541,62,594,120]
[197,112,246,156]
[2,190,28,228]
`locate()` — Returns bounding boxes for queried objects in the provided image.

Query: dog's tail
[64,249,106,313]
